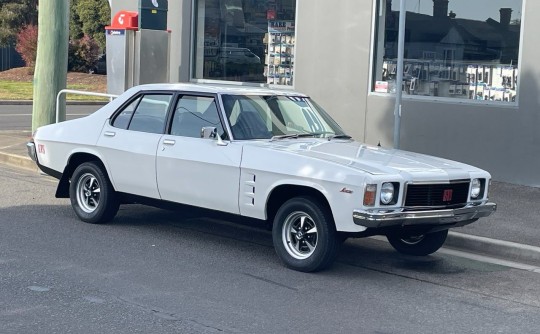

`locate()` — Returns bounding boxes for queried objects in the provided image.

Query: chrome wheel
[282,211,318,260]
[273,197,339,272]
[76,172,101,213]
[70,162,119,224]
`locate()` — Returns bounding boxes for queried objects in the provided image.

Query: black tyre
[386,229,449,256]
[69,162,119,224]
[272,196,340,272]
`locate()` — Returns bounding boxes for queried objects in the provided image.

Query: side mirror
[201,127,228,146]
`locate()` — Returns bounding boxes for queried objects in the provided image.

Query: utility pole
[32,1,69,131]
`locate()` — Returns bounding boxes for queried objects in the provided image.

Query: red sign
[106,11,139,30]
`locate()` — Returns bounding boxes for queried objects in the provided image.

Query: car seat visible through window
[232,111,272,139]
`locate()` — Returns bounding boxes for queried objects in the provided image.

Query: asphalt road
[0,104,100,131]
[1,164,540,333]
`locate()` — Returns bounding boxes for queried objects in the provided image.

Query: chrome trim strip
[405,179,470,185]
[352,202,497,229]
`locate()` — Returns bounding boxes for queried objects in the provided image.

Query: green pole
[32,0,69,131]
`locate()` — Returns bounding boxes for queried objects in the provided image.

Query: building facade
[111,0,538,186]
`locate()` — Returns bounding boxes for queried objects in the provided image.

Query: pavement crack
[243,272,298,291]
[112,295,231,332]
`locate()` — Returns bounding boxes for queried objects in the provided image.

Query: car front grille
[404,181,470,210]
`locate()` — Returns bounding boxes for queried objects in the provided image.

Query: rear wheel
[69,162,119,224]
[272,197,340,272]
[386,230,448,256]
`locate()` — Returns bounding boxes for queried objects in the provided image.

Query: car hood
[249,139,481,180]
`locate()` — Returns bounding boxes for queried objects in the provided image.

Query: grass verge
[0,80,108,101]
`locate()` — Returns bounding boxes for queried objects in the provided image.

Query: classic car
[27,83,496,272]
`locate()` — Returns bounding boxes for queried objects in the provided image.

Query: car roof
[134,82,308,97]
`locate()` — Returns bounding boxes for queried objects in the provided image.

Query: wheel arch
[265,184,333,227]
[55,152,112,198]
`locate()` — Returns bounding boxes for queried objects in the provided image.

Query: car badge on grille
[443,189,453,202]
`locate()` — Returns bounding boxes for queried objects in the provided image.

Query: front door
[156,94,242,214]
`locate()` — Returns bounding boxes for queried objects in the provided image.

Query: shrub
[68,35,100,73]
[15,24,38,71]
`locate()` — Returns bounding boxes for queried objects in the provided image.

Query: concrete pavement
[1,122,539,267]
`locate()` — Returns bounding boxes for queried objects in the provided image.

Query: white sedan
[28,83,496,272]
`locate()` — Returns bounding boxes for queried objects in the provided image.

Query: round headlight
[471,178,481,199]
[380,182,395,205]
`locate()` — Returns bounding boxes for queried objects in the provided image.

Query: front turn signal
[363,184,377,206]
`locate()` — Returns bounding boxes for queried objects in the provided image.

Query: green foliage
[0,0,38,46]
[0,0,110,50]
[68,35,100,73]
[72,0,111,50]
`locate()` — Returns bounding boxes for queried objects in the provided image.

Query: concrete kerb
[0,151,37,171]
[446,231,540,266]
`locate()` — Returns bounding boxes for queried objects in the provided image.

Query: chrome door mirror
[201,127,228,146]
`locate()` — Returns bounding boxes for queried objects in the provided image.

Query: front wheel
[272,197,340,272]
[386,229,448,256]
[69,162,119,224]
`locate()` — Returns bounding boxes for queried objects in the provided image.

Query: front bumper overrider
[27,141,37,162]
[353,202,497,229]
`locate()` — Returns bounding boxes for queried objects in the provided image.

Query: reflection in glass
[194,0,296,85]
[373,0,522,102]
[221,95,346,140]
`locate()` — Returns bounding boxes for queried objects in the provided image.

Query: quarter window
[372,0,522,103]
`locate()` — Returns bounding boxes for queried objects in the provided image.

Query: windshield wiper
[327,134,352,141]
[270,133,319,141]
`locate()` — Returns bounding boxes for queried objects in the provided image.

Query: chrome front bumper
[353,202,497,229]
[26,141,37,162]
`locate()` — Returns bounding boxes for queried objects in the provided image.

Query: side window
[170,96,224,138]
[112,96,141,130]
[128,94,172,134]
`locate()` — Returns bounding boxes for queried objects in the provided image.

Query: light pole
[393,0,407,149]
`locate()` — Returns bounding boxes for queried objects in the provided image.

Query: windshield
[221,94,346,140]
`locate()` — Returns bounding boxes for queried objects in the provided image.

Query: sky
[392,0,523,22]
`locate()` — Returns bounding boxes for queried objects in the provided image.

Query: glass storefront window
[193,0,296,86]
[372,0,522,103]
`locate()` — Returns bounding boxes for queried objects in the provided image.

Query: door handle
[163,139,176,146]
[104,131,116,137]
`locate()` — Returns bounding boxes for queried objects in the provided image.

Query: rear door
[97,93,173,199]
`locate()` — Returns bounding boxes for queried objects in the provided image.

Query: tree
[15,24,37,70]
[71,0,110,50]
[0,0,38,46]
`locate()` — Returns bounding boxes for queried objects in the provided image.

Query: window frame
[110,91,176,134]
[168,92,229,139]
[368,0,525,107]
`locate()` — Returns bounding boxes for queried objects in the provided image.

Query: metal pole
[393,0,407,149]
